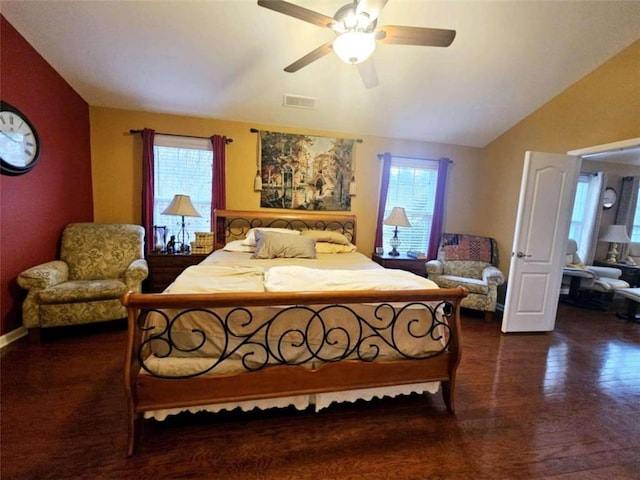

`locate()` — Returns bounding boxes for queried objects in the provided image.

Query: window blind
[568,174,590,245]
[382,156,439,253]
[632,186,640,241]
[153,135,213,240]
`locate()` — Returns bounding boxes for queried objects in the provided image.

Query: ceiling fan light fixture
[333,7,374,34]
[342,11,358,30]
[333,31,376,65]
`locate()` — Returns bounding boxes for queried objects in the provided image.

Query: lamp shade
[162,194,201,217]
[384,207,411,227]
[599,224,631,243]
[333,31,376,65]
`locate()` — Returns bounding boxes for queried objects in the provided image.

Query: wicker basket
[190,232,214,254]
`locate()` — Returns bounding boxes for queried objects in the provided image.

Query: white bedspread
[166,265,265,293]
[264,265,438,292]
[167,250,430,293]
[166,262,437,295]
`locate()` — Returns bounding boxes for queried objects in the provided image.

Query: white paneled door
[501,151,581,333]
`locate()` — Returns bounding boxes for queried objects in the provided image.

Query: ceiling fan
[257,0,456,88]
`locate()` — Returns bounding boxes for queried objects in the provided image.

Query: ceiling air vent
[283,94,316,110]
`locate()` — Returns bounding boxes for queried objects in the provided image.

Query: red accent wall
[0,16,93,336]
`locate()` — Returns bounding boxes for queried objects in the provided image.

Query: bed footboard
[122,287,467,456]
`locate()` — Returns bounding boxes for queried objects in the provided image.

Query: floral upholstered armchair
[426,233,505,320]
[17,223,148,341]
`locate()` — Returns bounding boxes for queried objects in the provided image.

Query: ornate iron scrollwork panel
[137,300,453,379]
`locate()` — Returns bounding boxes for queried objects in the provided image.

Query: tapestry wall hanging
[258,130,355,211]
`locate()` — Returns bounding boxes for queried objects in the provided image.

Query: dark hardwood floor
[2,300,639,479]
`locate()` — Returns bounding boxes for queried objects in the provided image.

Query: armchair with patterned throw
[426,233,505,320]
[17,223,148,341]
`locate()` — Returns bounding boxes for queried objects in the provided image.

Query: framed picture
[258,131,355,211]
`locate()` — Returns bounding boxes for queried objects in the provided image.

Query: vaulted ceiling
[2,1,639,147]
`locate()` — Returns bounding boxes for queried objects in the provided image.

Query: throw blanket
[264,266,438,292]
[441,233,495,264]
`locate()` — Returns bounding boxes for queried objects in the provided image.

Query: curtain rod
[377,153,453,163]
[129,129,233,144]
[250,128,362,143]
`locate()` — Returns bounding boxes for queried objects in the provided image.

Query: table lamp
[599,224,631,263]
[383,207,411,256]
[162,194,201,253]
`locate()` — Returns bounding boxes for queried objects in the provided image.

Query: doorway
[501,137,640,333]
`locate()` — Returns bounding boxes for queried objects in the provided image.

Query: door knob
[516,251,531,258]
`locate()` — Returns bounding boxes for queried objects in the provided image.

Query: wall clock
[0,101,40,176]
[602,187,617,209]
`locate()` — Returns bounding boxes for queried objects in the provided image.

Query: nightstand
[371,252,427,277]
[145,253,209,292]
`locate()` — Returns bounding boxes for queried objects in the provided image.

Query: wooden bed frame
[122,210,468,456]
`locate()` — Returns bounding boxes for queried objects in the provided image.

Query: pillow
[252,231,316,259]
[223,240,255,253]
[242,227,300,246]
[300,229,350,245]
[315,242,357,254]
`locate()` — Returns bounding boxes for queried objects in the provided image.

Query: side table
[371,252,427,277]
[145,253,209,292]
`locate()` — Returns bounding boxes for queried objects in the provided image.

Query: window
[632,185,640,242]
[568,174,591,245]
[567,172,603,262]
[382,156,439,253]
[153,135,213,241]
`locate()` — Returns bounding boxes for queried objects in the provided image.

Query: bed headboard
[213,209,356,250]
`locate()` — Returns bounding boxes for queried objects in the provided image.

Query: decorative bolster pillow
[252,231,316,259]
[315,242,357,254]
[300,229,350,245]
[242,227,300,247]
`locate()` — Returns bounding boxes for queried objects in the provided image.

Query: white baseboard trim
[0,326,28,349]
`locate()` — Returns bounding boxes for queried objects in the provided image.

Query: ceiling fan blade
[356,58,379,89]
[376,25,456,47]
[284,41,334,73]
[356,0,388,23]
[257,0,334,28]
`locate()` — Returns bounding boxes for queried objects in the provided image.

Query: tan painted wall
[478,40,640,277]
[90,107,483,255]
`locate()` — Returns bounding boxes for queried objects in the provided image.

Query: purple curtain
[374,152,392,249]
[141,128,155,254]
[427,158,451,260]
[211,135,227,241]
